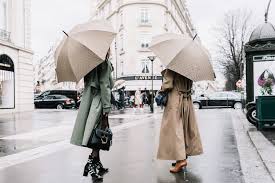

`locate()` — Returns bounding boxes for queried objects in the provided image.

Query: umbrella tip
[192,34,198,41]
[62,31,69,37]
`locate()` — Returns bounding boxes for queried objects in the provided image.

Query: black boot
[83,156,103,181]
[95,160,109,176]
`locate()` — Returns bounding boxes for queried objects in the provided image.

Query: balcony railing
[0,29,11,42]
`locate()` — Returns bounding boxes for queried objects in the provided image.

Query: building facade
[0,0,33,114]
[91,0,197,92]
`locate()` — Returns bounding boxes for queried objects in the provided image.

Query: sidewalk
[232,110,275,183]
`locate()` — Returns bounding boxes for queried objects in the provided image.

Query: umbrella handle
[192,34,198,41]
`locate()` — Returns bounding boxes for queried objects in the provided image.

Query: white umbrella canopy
[149,33,215,82]
[55,20,116,83]
[113,79,126,90]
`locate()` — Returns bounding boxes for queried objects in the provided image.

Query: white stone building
[0,0,33,114]
[91,0,197,93]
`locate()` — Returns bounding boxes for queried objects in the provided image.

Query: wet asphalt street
[0,108,244,183]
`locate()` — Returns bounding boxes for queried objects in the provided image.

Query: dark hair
[105,48,110,62]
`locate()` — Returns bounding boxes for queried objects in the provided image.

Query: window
[140,8,149,24]
[0,0,7,30]
[141,59,150,74]
[120,11,123,26]
[140,33,151,48]
[45,95,55,100]
[120,33,124,51]
[120,60,124,76]
[0,54,15,109]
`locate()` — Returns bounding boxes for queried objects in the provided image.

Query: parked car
[193,91,242,109]
[35,90,79,104]
[34,94,75,109]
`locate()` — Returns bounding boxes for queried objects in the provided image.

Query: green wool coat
[70,60,114,147]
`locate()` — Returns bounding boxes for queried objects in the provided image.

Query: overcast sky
[31,0,90,59]
[187,0,275,57]
[31,0,275,61]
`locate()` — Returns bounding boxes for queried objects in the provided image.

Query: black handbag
[155,91,169,106]
[161,92,168,106]
[87,116,113,151]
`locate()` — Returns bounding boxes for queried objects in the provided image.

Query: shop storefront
[0,54,14,109]
[117,75,162,94]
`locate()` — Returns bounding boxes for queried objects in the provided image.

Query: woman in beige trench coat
[157,69,203,173]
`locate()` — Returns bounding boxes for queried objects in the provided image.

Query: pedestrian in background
[70,50,114,181]
[157,69,203,173]
[130,95,135,108]
[134,88,142,108]
[118,86,125,109]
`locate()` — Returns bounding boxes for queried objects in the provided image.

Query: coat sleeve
[99,61,112,114]
[161,70,174,92]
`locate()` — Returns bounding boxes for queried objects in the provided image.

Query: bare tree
[216,10,253,91]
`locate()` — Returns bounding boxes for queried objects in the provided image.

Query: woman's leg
[91,148,100,159]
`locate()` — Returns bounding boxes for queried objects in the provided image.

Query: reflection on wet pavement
[0,110,78,137]
[0,109,153,158]
[0,109,243,183]
[0,139,51,157]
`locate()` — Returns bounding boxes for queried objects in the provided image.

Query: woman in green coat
[70,50,114,181]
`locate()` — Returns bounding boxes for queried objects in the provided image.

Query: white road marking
[1,126,73,140]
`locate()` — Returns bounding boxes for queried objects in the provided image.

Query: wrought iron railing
[0,29,11,42]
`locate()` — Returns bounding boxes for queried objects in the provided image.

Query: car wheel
[234,102,242,109]
[56,104,64,109]
[246,106,257,127]
[193,102,201,109]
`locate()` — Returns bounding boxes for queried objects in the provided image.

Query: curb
[237,110,275,182]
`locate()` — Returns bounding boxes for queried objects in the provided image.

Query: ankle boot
[95,160,109,175]
[83,156,103,181]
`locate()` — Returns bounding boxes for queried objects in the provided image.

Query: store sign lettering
[134,76,159,80]
[118,75,162,81]
[253,55,275,61]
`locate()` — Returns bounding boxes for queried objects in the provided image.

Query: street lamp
[148,56,156,113]
[114,41,118,79]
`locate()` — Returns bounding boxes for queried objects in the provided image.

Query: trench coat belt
[178,89,192,118]
[178,89,192,150]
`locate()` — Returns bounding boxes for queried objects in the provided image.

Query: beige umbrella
[113,79,126,90]
[149,33,215,82]
[55,20,116,82]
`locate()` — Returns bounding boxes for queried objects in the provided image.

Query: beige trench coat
[157,69,203,160]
